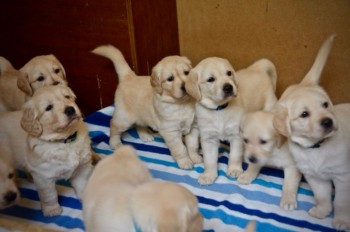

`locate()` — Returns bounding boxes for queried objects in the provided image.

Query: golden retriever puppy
[83,145,203,232]
[238,111,301,210]
[185,58,277,185]
[0,151,19,209]
[92,45,202,169]
[0,55,67,112]
[0,85,94,217]
[273,35,350,230]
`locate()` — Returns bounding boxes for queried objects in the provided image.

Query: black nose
[4,191,17,203]
[64,106,76,116]
[53,81,60,85]
[321,117,333,129]
[248,156,257,164]
[223,84,233,94]
[181,83,186,92]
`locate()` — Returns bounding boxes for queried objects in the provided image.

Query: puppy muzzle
[223,83,234,98]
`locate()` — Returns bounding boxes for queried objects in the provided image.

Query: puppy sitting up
[273,35,350,230]
[92,45,202,169]
[0,151,19,209]
[83,145,203,232]
[0,85,95,217]
[238,111,301,210]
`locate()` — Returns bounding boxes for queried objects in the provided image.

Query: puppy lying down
[83,145,203,232]
[0,85,95,217]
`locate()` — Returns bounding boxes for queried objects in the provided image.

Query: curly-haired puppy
[0,55,67,112]
[0,85,94,217]
[273,35,350,230]
[92,45,202,169]
[83,145,203,232]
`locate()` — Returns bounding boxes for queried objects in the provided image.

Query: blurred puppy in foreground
[83,145,203,232]
[0,152,19,209]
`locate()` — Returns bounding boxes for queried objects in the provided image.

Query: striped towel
[0,105,338,232]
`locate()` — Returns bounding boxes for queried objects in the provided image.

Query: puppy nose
[321,117,333,129]
[53,81,60,85]
[181,83,186,92]
[4,191,17,203]
[248,156,257,164]
[223,84,233,94]
[64,106,76,116]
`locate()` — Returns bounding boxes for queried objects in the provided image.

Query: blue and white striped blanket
[0,105,338,231]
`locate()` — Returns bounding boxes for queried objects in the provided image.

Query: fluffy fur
[0,55,67,112]
[185,57,277,185]
[92,45,202,169]
[0,152,19,209]
[239,111,301,210]
[83,145,203,232]
[273,34,350,230]
[0,85,94,217]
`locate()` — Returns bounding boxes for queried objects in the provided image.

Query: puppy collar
[293,138,325,149]
[215,103,229,111]
[50,131,78,144]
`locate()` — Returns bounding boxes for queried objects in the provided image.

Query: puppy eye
[45,104,53,111]
[8,172,14,179]
[207,77,215,82]
[65,95,71,99]
[260,139,267,145]
[37,76,45,82]
[300,111,309,118]
[243,138,249,144]
[167,75,174,82]
[184,70,189,75]
[54,68,60,74]
[227,71,232,76]
[322,102,329,108]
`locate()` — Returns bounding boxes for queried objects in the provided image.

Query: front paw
[227,166,243,178]
[280,193,297,210]
[308,204,332,219]
[42,203,62,217]
[332,216,350,231]
[109,138,123,150]
[198,172,217,185]
[189,153,203,164]
[177,157,194,169]
[138,131,154,143]
[237,172,255,185]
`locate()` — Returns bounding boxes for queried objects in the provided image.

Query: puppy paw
[42,203,62,217]
[332,217,350,231]
[280,193,297,210]
[177,157,194,169]
[237,172,255,185]
[227,166,243,178]
[109,139,123,150]
[308,204,331,219]
[189,153,203,164]
[138,132,154,143]
[198,172,217,185]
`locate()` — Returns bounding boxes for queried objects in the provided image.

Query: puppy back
[92,45,133,81]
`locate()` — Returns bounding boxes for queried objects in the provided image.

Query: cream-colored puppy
[0,55,67,111]
[0,85,94,217]
[0,152,19,209]
[273,35,350,230]
[238,111,301,210]
[92,45,202,169]
[83,145,203,232]
[186,58,277,185]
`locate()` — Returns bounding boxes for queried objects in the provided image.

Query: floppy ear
[272,106,290,138]
[17,73,33,96]
[21,106,42,137]
[150,67,163,94]
[185,71,201,101]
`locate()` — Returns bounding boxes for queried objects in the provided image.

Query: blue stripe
[84,111,111,127]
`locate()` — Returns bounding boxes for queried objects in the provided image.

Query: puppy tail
[301,34,336,86]
[0,56,14,76]
[91,45,134,81]
[258,58,277,92]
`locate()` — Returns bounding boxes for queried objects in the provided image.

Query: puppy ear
[275,132,286,148]
[17,73,33,96]
[185,71,201,101]
[150,67,163,94]
[21,106,42,137]
[272,106,290,138]
[49,54,67,79]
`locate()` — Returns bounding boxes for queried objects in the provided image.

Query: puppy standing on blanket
[83,145,203,232]
[0,55,67,112]
[92,45,202,169]
[186,57,277,185]
[273,35,350,230]
[0,85,95,217]
[238,111,301,210]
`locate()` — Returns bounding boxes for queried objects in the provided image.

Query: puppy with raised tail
[273,35,350,230]
[83,145,203,232]
[186,57,277,185]
[238,111,301,210]
[92,45,202,169]
[0,55,67,112]
[0,85,95,217]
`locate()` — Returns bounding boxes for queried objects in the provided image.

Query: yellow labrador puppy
[0,85,94,217]
[239,111,301,210]
[185,58,277,185]
[0,55,67,111]
[92,45,202,169]
[0,152,19,209]
[273,35,350,230]
[83,145,203,232]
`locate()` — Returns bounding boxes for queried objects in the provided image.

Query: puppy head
[185,57,237,109]
[241,111,284,166]
[0,154,19,209]
[20,85,81,141]
[18,55,67,96]
[131,181,203,232]
[151,56,192,103]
